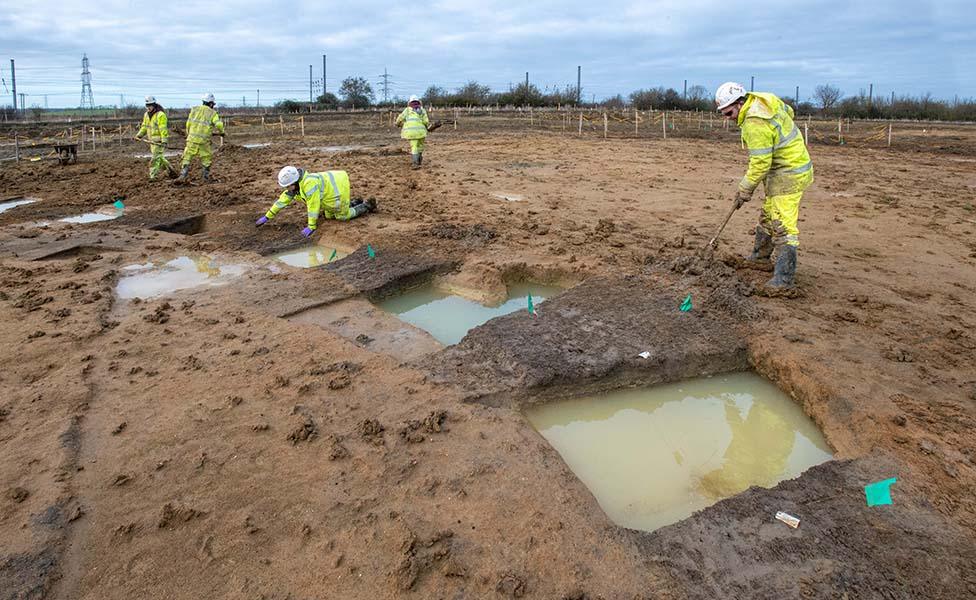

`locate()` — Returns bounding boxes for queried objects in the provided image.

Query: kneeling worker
[715,81,813,289]
[255,166,376,238]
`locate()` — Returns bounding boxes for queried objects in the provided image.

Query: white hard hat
[408,95,420,103]
[144,95,156,104]
[202,92,215,103]
[715,82,747,110]
[277,166,300,187]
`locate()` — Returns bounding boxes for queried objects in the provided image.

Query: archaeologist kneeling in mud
[716,82,814,290]
[255,166,377,238]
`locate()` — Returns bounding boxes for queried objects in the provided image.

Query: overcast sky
[1,0,972,109]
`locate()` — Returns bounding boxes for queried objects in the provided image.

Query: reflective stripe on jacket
[737,92,813,197]
[264,170,351,229]
[137,110,169,144]
[185,105,225,143]
[396,107,429,140]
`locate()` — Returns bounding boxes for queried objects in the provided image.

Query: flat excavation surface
[1,117,975,599]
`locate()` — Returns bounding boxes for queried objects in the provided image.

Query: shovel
[135,137,181,151]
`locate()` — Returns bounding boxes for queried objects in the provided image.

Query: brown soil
[2,116,976,599]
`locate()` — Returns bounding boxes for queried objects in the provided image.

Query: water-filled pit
[116,255,249,300]
[525,372,832,532]
[376,282,562,345]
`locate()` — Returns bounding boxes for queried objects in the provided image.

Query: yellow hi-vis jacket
[185,104,225,144]
[737,92,813,197]
[396,107,429,140]
[264,170,351,230]
[137,110,169,144]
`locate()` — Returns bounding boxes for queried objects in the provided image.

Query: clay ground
[1,115,976,599]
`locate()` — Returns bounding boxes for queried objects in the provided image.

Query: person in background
[134,96,177,180]
[395,95,430,169]
[176,93,225,183]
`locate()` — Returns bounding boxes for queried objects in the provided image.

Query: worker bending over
[716,82,814,289]
[134,96,177,180]
[396,95,430,169]
[177,93,225,183]
[255,166,376,238]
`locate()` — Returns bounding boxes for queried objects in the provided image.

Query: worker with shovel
[255,166,376,238]
[715,82,813,290]
[176,93,225,183]
[396,95,431,169]
[134,96,177,180]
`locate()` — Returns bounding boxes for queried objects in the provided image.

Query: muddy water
[271,243,351,268]
[376,282,562,345]
[116,256,249,300]
[0,198,37,213]
[525,372,832,532]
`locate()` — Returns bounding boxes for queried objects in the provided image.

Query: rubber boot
[417,152,423,166]
[364,198,377,213]
[167,164,179,179]
[202,166,211,183]
[411,154,420,170]
[767,245,797,288]
[175,165,190,183]
[351,203,369,218]
[746,226,773,262]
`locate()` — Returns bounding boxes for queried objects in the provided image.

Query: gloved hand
[301,226,315,238]
[255,216,269,227]
[733,189,752,210]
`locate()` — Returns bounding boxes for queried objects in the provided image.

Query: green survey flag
[865,477,897,506]
[328,248,338,262]
[113,199,125,210]
[367,244,376,259]
[527,294,536,315]
[679,294,692,312]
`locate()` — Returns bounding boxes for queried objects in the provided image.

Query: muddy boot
[175,165,190,183]
[766,245,797,289]
[364,197,377,213]
[417,152,423,166]
[736,226,774,271]
[167,165,179,179]
[411,154,421,170]
[202,166,211,183]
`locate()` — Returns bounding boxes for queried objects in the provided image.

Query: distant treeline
[5,79,973,123]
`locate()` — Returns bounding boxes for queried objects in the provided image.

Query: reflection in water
[271,245,349,268]
[525,373,832,532]
[116,256,248,299]
[376,282,563,346]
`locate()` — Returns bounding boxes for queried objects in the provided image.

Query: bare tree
[814,84,843,114]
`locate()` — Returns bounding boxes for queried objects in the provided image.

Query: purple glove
[301,226,314,238]
[255,215,269,226]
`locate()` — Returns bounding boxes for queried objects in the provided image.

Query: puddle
[59,206,125,224]
[491,192,525,202]
[271,243,352,268]
[116,255,249,300]
[242,143,271,149]
[0,198,37,214]
[525,372,833,532]
[306,145,365,153]
[376,282,561,346]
